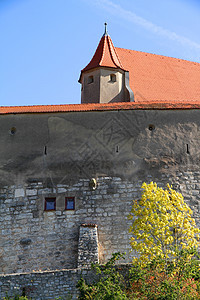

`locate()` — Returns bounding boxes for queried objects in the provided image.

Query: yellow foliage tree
[128,182,200,267]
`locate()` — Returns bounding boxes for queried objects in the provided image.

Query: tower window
[88,76,94,84]
[45,197,56,211]
[65,197,75,210]
[110,74,116,82]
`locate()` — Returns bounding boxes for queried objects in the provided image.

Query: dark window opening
[44,146,47,155]
[149,124,155,131]
[45,197,56,211]
[110,74,116,82]
[186,144,190,154]
[65,197,75,210]
[10,127,16,135]
[88,76,94,84]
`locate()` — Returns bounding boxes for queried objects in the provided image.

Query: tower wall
[81,69,100,104]
[81,68,128,103]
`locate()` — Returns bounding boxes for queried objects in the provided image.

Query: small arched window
[88,75,94,84]
[110,74,116,82]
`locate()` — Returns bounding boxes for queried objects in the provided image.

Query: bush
[77,252,128,300]
[128,249,200,299]
[77,250,200,299]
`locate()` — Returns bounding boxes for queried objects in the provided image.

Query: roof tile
[79,34,125,81]
[1,101,200,115]
[116,47,200,103]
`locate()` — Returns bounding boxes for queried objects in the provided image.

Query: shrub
[128,249,200,299]
[77,252,128,300]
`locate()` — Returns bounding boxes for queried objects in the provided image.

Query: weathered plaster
[80,67,129,103]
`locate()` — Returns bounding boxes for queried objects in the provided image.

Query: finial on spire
[104,22,108,36]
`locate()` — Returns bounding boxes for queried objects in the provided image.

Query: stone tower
[79,24,134,104]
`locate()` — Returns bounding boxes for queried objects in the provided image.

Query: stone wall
[0,265,131,299]
[169,171,200,228]
[0,176,135,274]
[1,170,200,275]
[77,224,99,268]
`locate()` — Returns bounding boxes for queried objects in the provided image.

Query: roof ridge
[107,36,124,69]
[99,34,106,66]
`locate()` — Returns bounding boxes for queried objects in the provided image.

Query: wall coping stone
[0,263,132,278]
[80,223,98,228]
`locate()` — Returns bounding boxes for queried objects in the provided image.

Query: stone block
[57,188,67,193]
[26,189,37,196]
[96,208,104,213]
[192,190,199,196]
[14,189,25,198]
[56,211,62,216]
[38,188,52,195]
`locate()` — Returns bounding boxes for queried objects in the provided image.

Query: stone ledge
[80,223,98,228]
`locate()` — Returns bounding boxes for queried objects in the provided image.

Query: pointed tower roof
[79,24,126,82]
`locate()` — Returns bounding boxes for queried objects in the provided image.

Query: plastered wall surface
[99,68,125,103]
[1,109,200,186]
[81,69,101,104]
[81,68,126,103]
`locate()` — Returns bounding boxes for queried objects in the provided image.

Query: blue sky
[1,0,200,106]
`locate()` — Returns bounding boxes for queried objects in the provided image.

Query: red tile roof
[79,33,125,82]
[2,33,200,114]
[1,101,200,115]
[79,32,200,104]
[116,47,200,103]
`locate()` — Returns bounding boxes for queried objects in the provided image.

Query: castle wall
[1,109,200,274]
[0,265,131,299]
[0,177,134,274]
